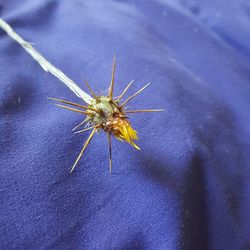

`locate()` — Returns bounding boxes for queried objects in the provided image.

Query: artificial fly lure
[0,18,164,173]
[48,57,164,173]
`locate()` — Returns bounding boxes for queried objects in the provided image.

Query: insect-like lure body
[88,96,139,148]
[49,57,163,173]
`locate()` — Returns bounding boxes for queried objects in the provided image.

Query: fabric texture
[1,0,250,249]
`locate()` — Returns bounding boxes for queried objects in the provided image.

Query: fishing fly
[0,18,163,173]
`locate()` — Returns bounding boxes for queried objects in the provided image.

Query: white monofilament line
[0,18,93,104]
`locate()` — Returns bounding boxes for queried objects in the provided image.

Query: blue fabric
[1,0,250,249]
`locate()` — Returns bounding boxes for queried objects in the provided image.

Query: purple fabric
[1,0,250,249]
